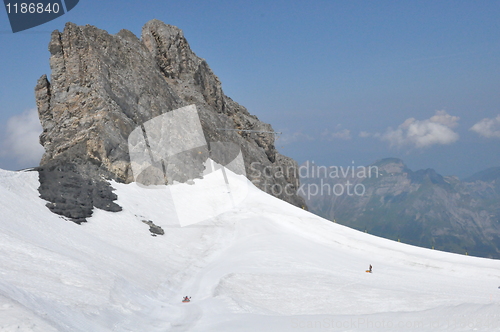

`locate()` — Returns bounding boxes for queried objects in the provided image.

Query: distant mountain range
[300,158,500,259]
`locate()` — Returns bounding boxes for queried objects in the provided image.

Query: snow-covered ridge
[0,168,499,331]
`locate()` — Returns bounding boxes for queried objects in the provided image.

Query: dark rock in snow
[37,161,122,223]
[142,220,165,236]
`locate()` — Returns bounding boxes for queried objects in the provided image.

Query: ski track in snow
[0,168,499,331]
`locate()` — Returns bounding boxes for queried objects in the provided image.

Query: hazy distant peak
[409,168,446,185]
[464,167,500,183]
[372,157,407,174]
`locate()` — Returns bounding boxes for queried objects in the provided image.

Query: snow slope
[0,168,499,331]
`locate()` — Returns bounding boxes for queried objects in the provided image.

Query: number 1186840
[5,2,60,14]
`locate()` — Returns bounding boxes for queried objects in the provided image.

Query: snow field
[0,168,499,331]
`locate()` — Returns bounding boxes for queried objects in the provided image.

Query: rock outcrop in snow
[35,20,305,222]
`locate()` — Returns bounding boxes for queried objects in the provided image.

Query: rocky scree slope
[35,20,305,223]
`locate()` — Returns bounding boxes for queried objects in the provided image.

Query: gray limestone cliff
[35,20,305,223]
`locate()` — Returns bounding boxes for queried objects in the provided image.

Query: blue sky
[1,0,499,178]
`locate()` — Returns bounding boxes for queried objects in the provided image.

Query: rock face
[301,158,500,258]
[35,20,305,223]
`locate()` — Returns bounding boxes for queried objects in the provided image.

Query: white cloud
[2,108,44,166]
[276,131,314,145]
[429,110,460,128]
[381,110,460,149]
[470,115,500,138]
[321,128,351,141]
[359,131,372,138]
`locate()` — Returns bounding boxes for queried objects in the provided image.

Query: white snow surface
[0,168,499,331]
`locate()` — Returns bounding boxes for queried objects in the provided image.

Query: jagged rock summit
[35,19,305,222]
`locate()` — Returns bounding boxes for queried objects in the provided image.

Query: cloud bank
[321,128,351,141]
[470,115,500,138]
[1,108,44,166]
[381,110,460,149]
[276,131,314,145]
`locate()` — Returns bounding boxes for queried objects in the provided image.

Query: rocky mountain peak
[142,20,199,80]
[35,20,305,223]
[409,168,447,185]
[373,158,407,174]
